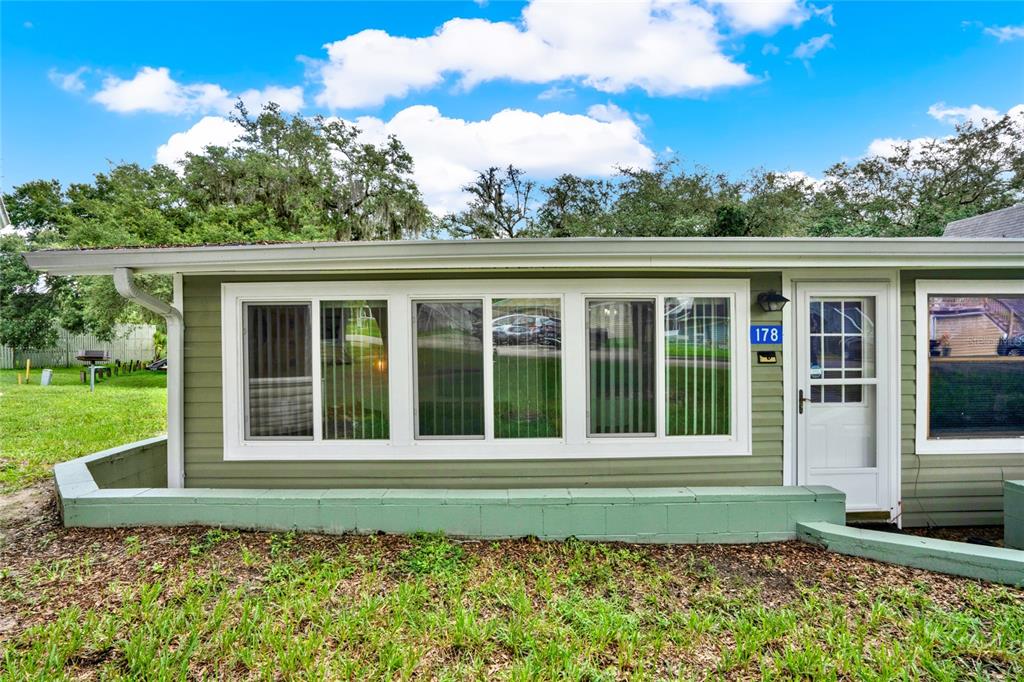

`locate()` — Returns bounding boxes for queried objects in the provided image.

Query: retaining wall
[54,438,845,542]
[1006,481,1024,550]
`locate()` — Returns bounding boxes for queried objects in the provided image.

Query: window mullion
[311,298,323,442]
[656,295,666,438]
[483,295,494,440]
[563,292,586,445]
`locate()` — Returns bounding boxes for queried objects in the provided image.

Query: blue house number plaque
[750,325,782,344]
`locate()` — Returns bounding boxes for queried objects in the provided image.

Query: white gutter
[24,237,1024,275]
[113,267,184,488]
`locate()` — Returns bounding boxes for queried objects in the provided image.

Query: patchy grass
[0,509,1021,680]
[0,367,166,492]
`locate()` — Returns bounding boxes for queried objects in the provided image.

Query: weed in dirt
[189,528,239,557]
[398,533,469,578]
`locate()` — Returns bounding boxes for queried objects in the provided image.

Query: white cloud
[927,102,1000,126]
[586,102,632,123]
[864,136,933,159]
[350,105,655,213]
[48,67,88,93]
[984,25,1024,42]
[155,116,244,167]
[94,67,231,114]
[92,66,302,115]
[777,169,823,189]
[792,33,832,60]
[156,105,654,213]
[864,103,1024,159]
[761,42,780,55]
[706,0,810,33]
[537,85,574,100]
[315,0,756,109]
[812,4,835,27]
[237,85,305,114]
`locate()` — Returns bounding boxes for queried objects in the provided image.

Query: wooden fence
[0,324,158,369]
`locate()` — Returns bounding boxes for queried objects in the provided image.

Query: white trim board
[914,279,1024,455]
[221,278,752,461]
[26,238,1024,275]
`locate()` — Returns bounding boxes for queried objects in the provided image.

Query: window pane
[245,303,313,439]
[588,299,656,436]
[665,297,731,436]
[823,301,842,333]
[415,301,484,437]
[928,294,1024,439]
[492,298,562,438]
[321,301,389,440]
[810,297,875,379]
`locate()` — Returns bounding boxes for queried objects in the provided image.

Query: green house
[27,237,1024,534]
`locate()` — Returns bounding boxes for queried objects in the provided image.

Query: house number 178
[750,325,783,344]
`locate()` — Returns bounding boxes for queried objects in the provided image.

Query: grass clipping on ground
[1,516,1021,680]
[0,367,167,492]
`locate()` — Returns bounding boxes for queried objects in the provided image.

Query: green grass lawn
[0,367,166,492]
[1,529,1021,679]
[0,364,1021,678]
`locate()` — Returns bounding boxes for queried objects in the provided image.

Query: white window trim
[915,279,1024,455]
[222,279,752,461]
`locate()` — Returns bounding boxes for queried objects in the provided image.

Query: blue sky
[3,1,1023,212]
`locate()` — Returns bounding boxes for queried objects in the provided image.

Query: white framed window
[222,279,751,460]
[915,280,1024,455]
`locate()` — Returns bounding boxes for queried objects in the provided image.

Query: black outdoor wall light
[757,291,790,313]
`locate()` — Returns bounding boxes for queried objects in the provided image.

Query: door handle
[798,388,809,415]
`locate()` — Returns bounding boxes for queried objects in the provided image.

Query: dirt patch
[850,522,1007,547]
[0,482,56,546]
[903,525,1005,547]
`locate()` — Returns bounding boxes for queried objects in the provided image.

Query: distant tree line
[2,103,1022,353]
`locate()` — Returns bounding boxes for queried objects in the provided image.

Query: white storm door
[796,282,892,512]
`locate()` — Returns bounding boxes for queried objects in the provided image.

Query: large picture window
[414,300,485,438]
[916,281,1024,454]
[244,303,313,439]
[223,280,750,460]
[587,299,656,436]
[665,297,731,436]
[321,300,389,440]
[492,298,562,438]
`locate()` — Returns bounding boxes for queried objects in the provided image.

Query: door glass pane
[665,296,731,436]
[588,299,656,436]
[808,297,875,380]
[492,298,562,438]
[823,385,843,403]
[415,301,484,438]
[823,301,843,333]
[927,294,1024,439]
[245,303,313,439]
[321,300,389,440]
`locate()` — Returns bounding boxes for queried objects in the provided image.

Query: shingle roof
[944,205,1024,238]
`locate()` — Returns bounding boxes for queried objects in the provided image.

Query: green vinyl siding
[900,269,1024,527]
[182,271,784,489]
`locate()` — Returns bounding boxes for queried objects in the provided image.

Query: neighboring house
[26,237,1024,528]
[943,204,1024,239]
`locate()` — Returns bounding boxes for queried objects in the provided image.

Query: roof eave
[24,238,1024,276]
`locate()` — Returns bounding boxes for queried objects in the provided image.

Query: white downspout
[113,267,185,488]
